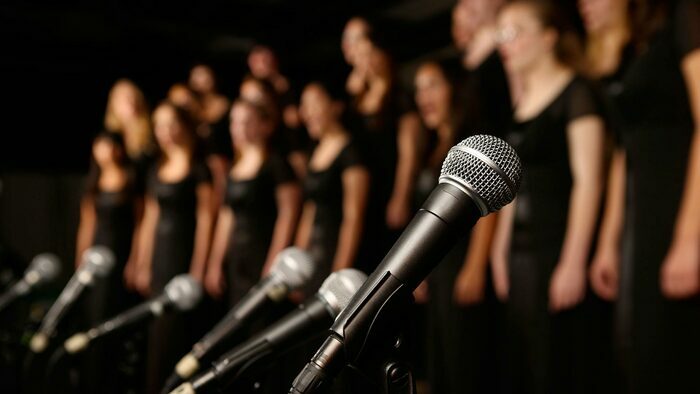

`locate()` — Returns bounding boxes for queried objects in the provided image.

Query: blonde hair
[104,79,153,158]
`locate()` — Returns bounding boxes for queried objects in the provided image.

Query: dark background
[1,0,457,171]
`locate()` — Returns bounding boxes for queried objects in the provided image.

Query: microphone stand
[343,292,417,394]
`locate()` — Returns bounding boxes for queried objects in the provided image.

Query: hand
[491,254,509,301]
[204,265,226,299]
[549,261,586,312]
[386,198,411,229]
[413,280,429,304]
[134,266,151,297]
[123,259,137,290]
[589,246,619,301]
[660,237,700,299]
[453,266,486,306]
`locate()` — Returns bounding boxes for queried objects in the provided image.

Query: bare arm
[207,155,230,218]
[134,195,159,295]
[75,196,96,268]
[190,183,214,281]
[263,183,302,275]
[659,49,700,298]
[204,206,234,298]
[295,202,316,250]
[490,201,516,300]
[589,149,626,300]
[550,115,605,311]
[332,167,370,271]
[454,213,498,305]
[387,112,422,229]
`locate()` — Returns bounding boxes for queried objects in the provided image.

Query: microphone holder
[344,292,416,394]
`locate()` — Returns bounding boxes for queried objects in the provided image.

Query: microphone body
[30,246,115,353]
[64,274,202,354]
[0,253,61,312]
[172,269,368,394]
[289,135,523,394]
[291,185,480,393]
[174,247,316,380]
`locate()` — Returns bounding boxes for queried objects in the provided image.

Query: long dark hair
[512,0,584,70]
[629,0,669,52]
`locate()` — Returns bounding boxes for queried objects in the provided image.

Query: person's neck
[239,143,266,159]
[100,161,121,174]
[436,121,454,142]
[321,123,346,143]
[587,21,630,75]
[522,55,569,92]
[163,147,190,163]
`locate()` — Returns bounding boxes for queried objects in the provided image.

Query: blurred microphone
[29,246,115,353]
[171,269,368,394]
[64,274,202,354]
[174,247,316,380]
[289,135,523,393]
[0,253,61,313]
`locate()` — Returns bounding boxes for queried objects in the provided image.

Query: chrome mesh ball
[439,134,522,214]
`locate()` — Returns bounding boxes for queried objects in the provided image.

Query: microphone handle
[193,277,277,360]
[90,294,170,339]
[37,274,87,337]
[0,280,29,312]
[192,296,333,393]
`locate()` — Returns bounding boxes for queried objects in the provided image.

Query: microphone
[63,274,202,354]
[29,246,115,353]
[289,135,523,393]
[174,247,317,380]
[0,253,61,313]
[171,269,368,394]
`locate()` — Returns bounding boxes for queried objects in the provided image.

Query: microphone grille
[165,274,203,311]
[440,134,522,215]
[81,246,116,277]
[271,247,316,290]
[317,269,368,316]
[28,253,61,283]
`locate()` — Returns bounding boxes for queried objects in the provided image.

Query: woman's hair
[153,101,201,158]
[241,75,281,126]
[416,58,466,134]
[511,0,584,69]
[232,97,273,122]
[104,79,153,158]
[629,0,668,52]
[84,131,133,196]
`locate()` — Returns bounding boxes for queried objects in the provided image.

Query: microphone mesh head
[317,269,367,316]
[28,254,61,283]
[270,247,316,290]
[440,134,522,215]
[81,246,115,277]
[165,274,203,311]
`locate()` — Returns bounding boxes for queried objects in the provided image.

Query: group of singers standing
[67,1,700,393]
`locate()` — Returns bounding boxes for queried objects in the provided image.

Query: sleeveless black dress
[505,77,608,394]
[145,161,211,394]
[223,152,296,307]
[615,1,700,392]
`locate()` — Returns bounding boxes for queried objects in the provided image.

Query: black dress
[615,2,700,392]
[505,76,607,394]
[423,52,511,394]
[304,140,365,293]
[223,152,296,307]
[145,161,211,394]
[349,106,398,274]
[80,185,140,394]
